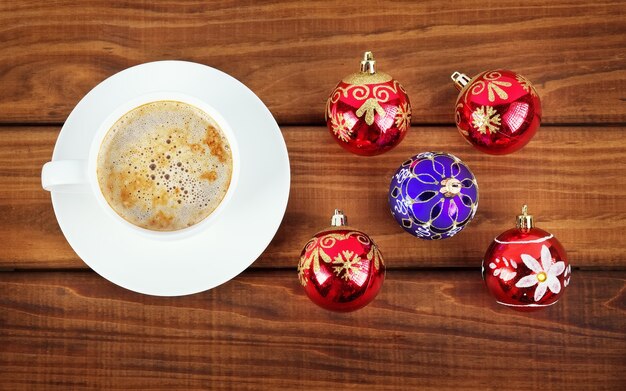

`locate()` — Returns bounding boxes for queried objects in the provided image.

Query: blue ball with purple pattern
[388,152,478,240]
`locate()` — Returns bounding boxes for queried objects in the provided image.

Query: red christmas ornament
[483,206,571,311]
[451,70,541,155]
[326,51,411,156]
[297,210,386,312]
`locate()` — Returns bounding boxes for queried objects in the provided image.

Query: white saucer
[49,61,290,296]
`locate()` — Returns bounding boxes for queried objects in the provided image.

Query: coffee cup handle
[41,160,90,193]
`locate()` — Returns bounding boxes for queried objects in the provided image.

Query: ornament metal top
[482,205,570,311]
[388,152,478,240]
[326,51,411,156]
[452,70,541,155]
[297,209,386,312]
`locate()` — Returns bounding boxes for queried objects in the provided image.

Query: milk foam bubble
[97,101,232,231]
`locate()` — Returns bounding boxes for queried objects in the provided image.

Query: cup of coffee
[42,92,239,239]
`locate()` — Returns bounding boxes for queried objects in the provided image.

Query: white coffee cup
[42,92,240,240]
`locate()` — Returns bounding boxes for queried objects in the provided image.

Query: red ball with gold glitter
[326,52,411,156]
[482,206,571,311]
[451,70,541,155]
[297,210,385,312]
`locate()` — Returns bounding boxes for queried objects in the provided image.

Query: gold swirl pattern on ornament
[483,71,503,82]
[329,85,371,103]
[327,84,370,118]
[375,80,407,102]
[372,80,401,103]
[297,230,384,286]
[342,71,392,85]
[346,231,371,246]
[463,71,512,104]
[455,103,469,136]
[319,233,344,248]
[464,81,484,105]
[463,71,488,104]
[352,85,370,100]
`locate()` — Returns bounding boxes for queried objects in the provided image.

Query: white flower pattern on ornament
[489,257,518,281]
[515,245,565,302]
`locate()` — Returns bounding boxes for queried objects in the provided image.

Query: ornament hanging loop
[451,71,470,91]
[331,209,348,227]
[360,51,376,74]
[516,204,534,232]
[440,177,462,197]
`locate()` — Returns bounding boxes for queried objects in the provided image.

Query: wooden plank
[0,1,624,124]
[0,270,624,390]
[1,125,625,270]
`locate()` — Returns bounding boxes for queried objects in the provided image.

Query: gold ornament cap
[451,71,471,91]
[360,51,377,74]
[331,209,348,227]
[516,205,534,232]
[342,51,392,84]
[440,177,462,198]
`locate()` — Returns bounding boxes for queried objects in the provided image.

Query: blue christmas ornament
[388,152,478,240]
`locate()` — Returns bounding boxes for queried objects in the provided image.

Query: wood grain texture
[0,0,624,124]
[0,270,624,390]
[1,125,625,269]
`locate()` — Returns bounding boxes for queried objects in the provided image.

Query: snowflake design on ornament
[489,257,518,281]
[330,112,352,142]
[515,74,538,97]
[515,245,565,302]
[471,106,501,135]
[332,250,362,280]
[394,102,411,133]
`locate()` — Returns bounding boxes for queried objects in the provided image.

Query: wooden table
[1,1,625,389]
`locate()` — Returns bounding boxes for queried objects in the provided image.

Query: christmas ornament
[325,51,411,156]
[451,70,541,155]
[389,152,478,240]
[482,205,570,310]
[297,210,385,312]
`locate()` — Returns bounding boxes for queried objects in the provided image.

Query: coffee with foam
[97,101,233,231]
